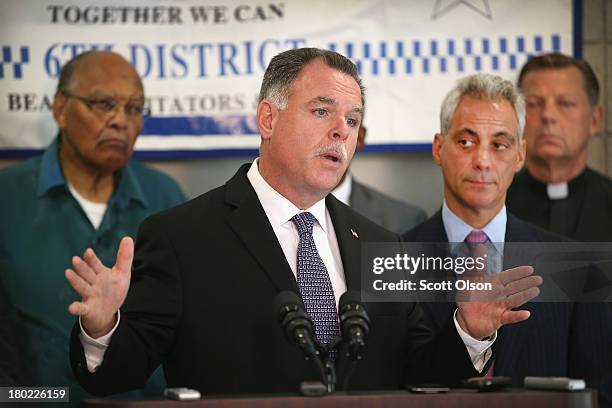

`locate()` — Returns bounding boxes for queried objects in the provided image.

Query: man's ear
[432,133,444,165]
[356,125,367,151]
[515,138,526,172]
[588,104,603,138]
[257,100,279,141]
[52,93,68,129]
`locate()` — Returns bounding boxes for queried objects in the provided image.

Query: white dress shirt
[80,161,492,373]
[331,172,352,206]
[246,159,347,307]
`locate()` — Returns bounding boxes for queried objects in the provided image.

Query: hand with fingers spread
[65,237,134,338]
[456,265,543,340]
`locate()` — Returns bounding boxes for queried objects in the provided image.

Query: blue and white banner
[0,0,575,158]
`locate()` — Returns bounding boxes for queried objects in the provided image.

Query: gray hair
[258,48,365,110]
[440,73,525,140]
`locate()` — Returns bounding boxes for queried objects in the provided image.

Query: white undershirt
[68,183,107,230]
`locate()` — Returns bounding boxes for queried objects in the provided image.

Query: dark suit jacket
[70,165,479,397]
[403,211,612,406]
[349,180,426,236]
[0,281,28,386]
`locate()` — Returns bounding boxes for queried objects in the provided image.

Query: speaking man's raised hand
[65,236,133,338]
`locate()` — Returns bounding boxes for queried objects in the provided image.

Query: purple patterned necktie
[465,230,488,245]
[465,229,495,376]
[291,212,339,359]
[465,229,489,274]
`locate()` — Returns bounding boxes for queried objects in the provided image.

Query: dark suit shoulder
[327,193,400,242]
[352,181,426,217]
[138,163,252,233]
[402,210,569,243]
[142,184,225,227]
[506,213,570,242]
[585,167,612,197]
[350,180,426,235]
[401,211,446,242]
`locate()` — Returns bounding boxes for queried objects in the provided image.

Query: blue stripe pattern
[140,115,259,136]
[0,46,29,79]
[330,34,562,76]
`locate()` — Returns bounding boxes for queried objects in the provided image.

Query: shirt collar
[114,162,148,209]
[442,201,506,253]
[37,137,66,196]
[247,158,328,232]
[331,171,352,205]
[36,135,148,209]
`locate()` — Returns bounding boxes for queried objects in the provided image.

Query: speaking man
[67,48,540,396]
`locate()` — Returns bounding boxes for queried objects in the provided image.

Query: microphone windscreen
[339,290,363,311]
[274,291,304,316]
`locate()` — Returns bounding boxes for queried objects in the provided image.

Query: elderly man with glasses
[0,50,185,405]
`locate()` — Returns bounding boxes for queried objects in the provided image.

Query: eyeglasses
[62,91,150,119]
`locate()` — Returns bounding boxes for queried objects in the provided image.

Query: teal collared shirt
[0,138,185,403]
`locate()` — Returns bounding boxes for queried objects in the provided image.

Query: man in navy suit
[403,73,612,406]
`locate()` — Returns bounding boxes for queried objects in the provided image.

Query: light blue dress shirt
[441,201,506,274]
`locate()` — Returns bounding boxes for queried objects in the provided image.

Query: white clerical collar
[441,201,506,253]
[331,171,352,206]
[246,158,329,232]
[547,182,569,200]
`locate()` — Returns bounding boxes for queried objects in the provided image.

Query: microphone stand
[325,360,336,393]
[274,292,340,395]
[322,346,338,393]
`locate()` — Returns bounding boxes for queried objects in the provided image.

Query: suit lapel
[224,165,298,294]
[505,213,538,241]
[406,212,457,326]
[418,210,449,242]
[327,195,362,291]
[428,213,457,323]
[495,214,532,376]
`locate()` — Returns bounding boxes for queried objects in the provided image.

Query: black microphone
[338,291,370,361]
[274,291,320,360]
[275,291,339,394]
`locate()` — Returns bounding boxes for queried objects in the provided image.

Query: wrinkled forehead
[452,96,519,133]
[289,59,364,108]
[71,53,143,95]
[522,67,585,92]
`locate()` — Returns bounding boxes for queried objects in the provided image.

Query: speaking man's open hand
[65,236,133,338]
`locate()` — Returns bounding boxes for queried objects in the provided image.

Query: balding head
[53,50,145,174]
[56,50,142,97]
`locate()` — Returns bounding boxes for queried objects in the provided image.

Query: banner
[0,0,575,158]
